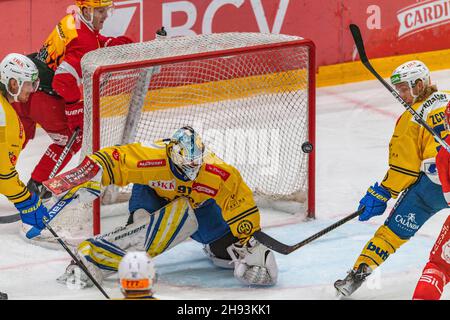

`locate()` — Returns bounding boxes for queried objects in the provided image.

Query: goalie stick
[349,24,450,152]
[42,217,110,299]
[0,128,81,224]
[253,207,364,255]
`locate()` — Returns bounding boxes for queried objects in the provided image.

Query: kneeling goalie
[44,126,278,287]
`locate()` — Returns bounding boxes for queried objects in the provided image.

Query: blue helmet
[168,126,205,180]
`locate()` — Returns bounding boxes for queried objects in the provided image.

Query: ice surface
[1,69,450,299]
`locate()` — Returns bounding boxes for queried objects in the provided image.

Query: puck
[301,142,313,153]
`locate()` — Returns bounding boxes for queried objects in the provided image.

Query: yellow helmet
[76,0,113,8]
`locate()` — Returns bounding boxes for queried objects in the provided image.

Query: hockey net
[35,32,315,246]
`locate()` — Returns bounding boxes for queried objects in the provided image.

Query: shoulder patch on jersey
[413,92,449,123]
[205,164,230,181]
[137,159,167,168]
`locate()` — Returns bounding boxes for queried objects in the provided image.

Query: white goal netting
[34,32,315,245]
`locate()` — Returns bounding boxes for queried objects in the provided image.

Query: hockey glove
[14,193,50,230]
[65,101,84,132]
[358,182,391,221]
[42,156,103,203]
[227,237,278,286]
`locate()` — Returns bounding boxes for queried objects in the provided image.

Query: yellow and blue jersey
[381,90,450,198]
[0,94,30,204]
[90,141,261,243]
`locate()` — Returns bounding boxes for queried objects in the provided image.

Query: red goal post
[81,32,316,236]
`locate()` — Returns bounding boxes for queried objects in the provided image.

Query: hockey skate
[0,291,7,300]
[334,263,372,297]
[57,258,104,289]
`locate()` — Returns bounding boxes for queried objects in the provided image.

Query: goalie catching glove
[227,237,278,286]
[42,156,102,203]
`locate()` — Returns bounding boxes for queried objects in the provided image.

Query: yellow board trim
[317,47,450,87]
[99,69,307,116]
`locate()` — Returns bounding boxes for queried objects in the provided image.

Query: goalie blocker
[43,128,278,287]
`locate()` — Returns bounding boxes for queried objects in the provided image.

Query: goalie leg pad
[144,197,198,257]
[227,237,278,286]
[70,197,198,279]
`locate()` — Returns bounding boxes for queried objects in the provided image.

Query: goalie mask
[0,53,40,102]
[168,126,205,181]
[390,60,430,102]
[118,251,156,298]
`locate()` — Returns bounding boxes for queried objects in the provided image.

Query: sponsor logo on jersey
[366,241,390,261]
[394,212,420,231]
[149,179,176,191]
[205,164,230,181]
[237,220,253,235]
[226,194,246,211]
[112,149,120,161]
[8,152,17,166]
[137,159,167,168]
[192,182,218,196]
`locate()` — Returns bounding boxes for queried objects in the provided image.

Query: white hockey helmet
[0,53,39,102]
[118,251,156,298]
[390,60,430,89]
[168,126,205,181]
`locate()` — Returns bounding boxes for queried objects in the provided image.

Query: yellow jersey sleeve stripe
[0,171,18,180]
[390,166,420,178]
[93,151,115,184]
[227,207,259,226]
[381,184,400,197]
[6,187,30,201]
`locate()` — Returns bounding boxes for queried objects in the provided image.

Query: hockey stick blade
[349,24,450,152]
[349,24,369,64]
[0,213,21,224]
[254,207,364,255]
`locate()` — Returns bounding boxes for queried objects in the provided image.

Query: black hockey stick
[42,217,110,299]
[253,207,364,255]
[0,128,80,224]
[349,24,450,152]
[39,127,81,198]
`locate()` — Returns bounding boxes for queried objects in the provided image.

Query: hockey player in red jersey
[13,0,132,198]
[412,102,450,300]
